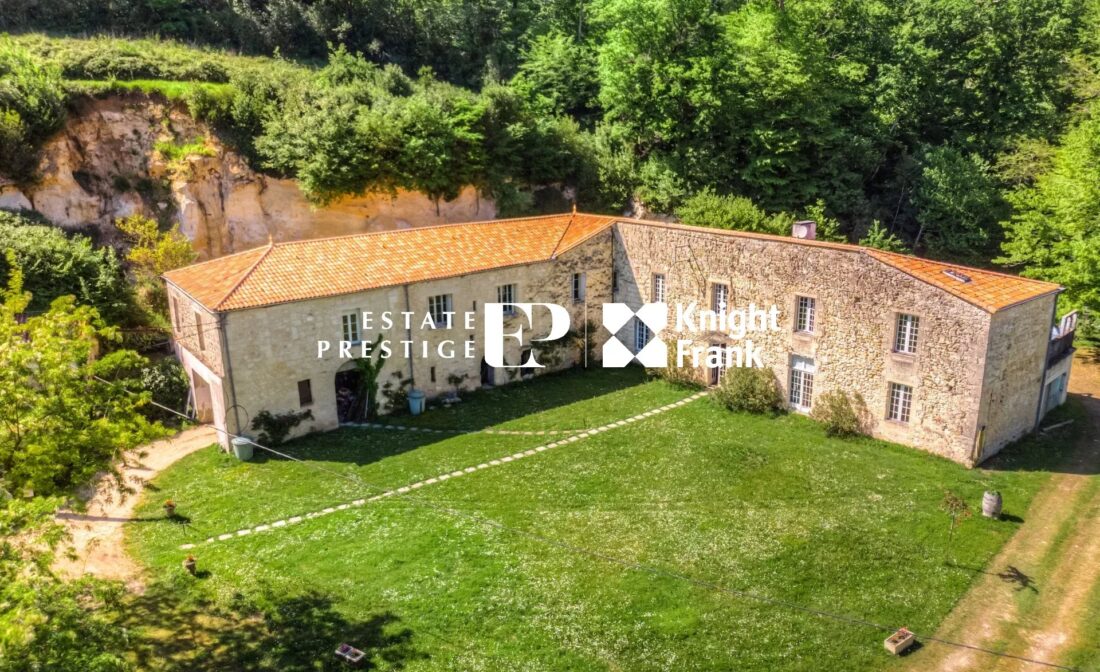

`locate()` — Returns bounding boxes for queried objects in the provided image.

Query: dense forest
[1,0,1099,332]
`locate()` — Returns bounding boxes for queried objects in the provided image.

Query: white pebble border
[181,391,708,550]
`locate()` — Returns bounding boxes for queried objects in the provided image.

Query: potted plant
[163,499,176,517]
[884,627,916,655]
[182,554,197,575]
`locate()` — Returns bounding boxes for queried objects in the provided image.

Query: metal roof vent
[943,269,972,283]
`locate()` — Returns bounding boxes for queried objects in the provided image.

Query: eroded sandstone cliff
[0,95,495,258]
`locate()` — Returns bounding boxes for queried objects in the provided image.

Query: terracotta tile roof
[164,213,616,311]
[165,211,1059,314]
[863,249,1060,313]
[614,219,1061,312]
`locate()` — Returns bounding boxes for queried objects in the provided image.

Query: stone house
[164,212,1074,466]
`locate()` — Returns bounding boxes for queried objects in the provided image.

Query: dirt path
[900,352,1100,672]
[54,425,219,589]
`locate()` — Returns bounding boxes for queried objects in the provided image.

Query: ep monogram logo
[484,303,571,368]
[602,303,668,367]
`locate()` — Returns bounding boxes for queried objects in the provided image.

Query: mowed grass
[127,367,1056,671]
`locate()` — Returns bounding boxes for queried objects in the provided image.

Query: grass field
[126,367,1061,671]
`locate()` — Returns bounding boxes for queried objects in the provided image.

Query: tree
[0,257,163,498]
[999,108,1100,332]
[0,497,132,672]
[675,188,790,235]
[859,220,910,253]
[911,145,1003,259]
[351,334,388,421]
[115,214,196,321]
[0,211,132,325]
[941,490,972,556]
[512,32,600,124]
[0,38,66,179]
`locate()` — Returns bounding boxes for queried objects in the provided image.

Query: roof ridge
[212,240,276,310]
[266,212,575,249]
[863,248,1057,286]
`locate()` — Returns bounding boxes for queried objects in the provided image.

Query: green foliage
[0,497,132,672]
[0,211,133,324]
[0,38,66,179]
[999,107,1100,322]
[351,334,389,421]
[513,32,600,124]
[811,390,870,438]
[139,358,190,427]
[911,145,1004,258]
[675,189,790,235]
[711,366,785,415]
[0,258,163,498]
[250,409,314,446]
[648,348,703,389]
[115,214,197,321]
[859,220,910,253]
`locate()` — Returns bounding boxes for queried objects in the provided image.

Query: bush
[251,409,314,446]
[712,367,784,414]
[0,211,133,324]
[139,357,190,426]
[0,38,67,180]
[647,348,703,389]
[811,390,870,437]
[675,189,791,235]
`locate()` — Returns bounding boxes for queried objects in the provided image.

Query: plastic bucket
[408,389,426,416]
[231,436,254,461]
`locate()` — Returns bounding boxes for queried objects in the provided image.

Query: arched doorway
[335,361,362,424]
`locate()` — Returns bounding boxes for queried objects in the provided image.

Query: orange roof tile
[864,249,1060,313]
[164,213,615,311]
[164,211,1059,314]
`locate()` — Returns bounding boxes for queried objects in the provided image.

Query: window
[795,296,816,333]
[297,379,313,407]
[430,366,436,383]
[634,319,650,354]
[612,270,619,294]
[341,312,361,343]
[497,283,517,315]
[711,283,729,313]
[572,272,586,302]
[789,357,815,410]
[894,314,919,354]
[428,294,453,328]
[194,311,205,351]
[888,382,913,423]
[653,273,667,303]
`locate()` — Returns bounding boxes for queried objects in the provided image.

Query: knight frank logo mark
[602,303,669,367]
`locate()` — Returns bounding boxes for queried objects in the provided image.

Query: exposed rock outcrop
[4,95,495,258]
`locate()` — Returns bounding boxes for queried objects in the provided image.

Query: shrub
[0,38,67,179]
[811,390,870,437]
[139,357,190,426]
[647,348,702,389]
[712,367,784,414]
[251,409,314,446]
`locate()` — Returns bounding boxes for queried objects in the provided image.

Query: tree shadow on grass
[122,585,424,671]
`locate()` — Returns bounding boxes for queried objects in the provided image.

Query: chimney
[792,220,816,240]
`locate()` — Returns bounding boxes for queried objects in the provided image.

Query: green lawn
[126,367,1059,671]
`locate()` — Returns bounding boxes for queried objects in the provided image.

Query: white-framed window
[711,282,729,313]
[194,310,205,351]
[653,273,667,303]
[634,319,650,354]
[894,313,919,354]
[888,382,913,423]
[572,272,586,302]
[428,294,453,328]
[497,283,517,315]
[795,296,816,333]
[789,357,815,410]
[341,312,361,342]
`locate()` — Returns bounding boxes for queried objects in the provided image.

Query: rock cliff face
[0,95,495,258]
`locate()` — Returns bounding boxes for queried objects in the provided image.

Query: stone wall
[976,294,1058,460]
[613,222,994,464]
[216,231,614,440]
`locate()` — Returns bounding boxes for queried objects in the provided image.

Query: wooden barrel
[982,491,1002,519]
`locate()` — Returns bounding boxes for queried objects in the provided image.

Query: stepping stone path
[181,391,708,550]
